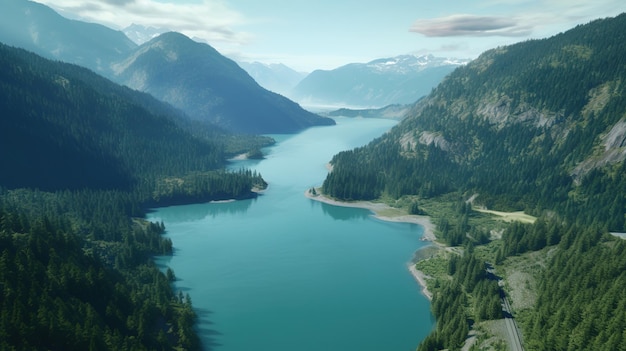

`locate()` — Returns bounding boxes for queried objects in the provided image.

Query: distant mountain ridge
[363,55,467,74]
[319,14,626,351]
[0,0,136,77]
[291,54,469,108]
[325,104,411,120]
[112,32,333,133]
[323,13,626,220]
[0,0,333,134]
[122,23,169,45]
[238,61,306,96]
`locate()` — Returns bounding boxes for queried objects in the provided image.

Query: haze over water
[150,117,434,350]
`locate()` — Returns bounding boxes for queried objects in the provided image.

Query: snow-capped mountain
[291,54,470,108]
[122,23,168,45]
[365,54,469,74]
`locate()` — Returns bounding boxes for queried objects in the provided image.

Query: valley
[1,1,626,351]
[149,118,434,351]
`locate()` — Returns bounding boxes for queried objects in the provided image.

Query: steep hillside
[324,14,626,223]
[112,32,334,134]
[0,43,268,195]
[1,2,333,134]
[0,41,271,351]
[322,14,626,351]
[0,0,136,77]
[292,55,468,108]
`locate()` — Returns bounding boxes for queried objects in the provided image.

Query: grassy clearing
[375,206,407,217]
[414,250,450,278]
[473,208,537,224]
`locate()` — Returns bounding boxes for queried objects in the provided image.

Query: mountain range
[238,61,306,97]
[324,14,626,215]
[122,23,168,45]
[111,32,333,134]
[322,13,626,350]
[291,54,469,108]
[0,0,333,134]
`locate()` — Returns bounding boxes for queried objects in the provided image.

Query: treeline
[320,13,626,351]
[417,201,501,350]
[148,169,267,207]
[323,141,455,201]
[0,42,272,192]
[499,218,626,350]
[418,244,502,351]
[0,42,272,349]
[322,14,626,221]
[0,200,198,350]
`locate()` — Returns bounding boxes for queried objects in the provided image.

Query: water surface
[151,118,434,351]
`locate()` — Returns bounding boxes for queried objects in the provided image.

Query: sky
[34,0,626,72]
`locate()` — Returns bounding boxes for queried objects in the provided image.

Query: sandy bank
[408,263,433,301]
[304,189,436,241]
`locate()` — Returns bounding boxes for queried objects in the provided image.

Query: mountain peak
[113,31,333,133]
[292,54,470,108]
[0,0,136,77]
[365,54,469,73]
[122,23,168,45]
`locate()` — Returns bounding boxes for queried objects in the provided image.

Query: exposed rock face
[572,118,626,183]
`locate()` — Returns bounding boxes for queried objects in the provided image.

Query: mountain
[1,1,333,134]
[0,42,210,190]
[238,61,307,96]
[112,32,334,134]
[123,23,169,45]
[291,55,469,108]
[321,14,626,351]
[0,42,271,195]
[325,104,411,120]
[0,42,235,349]
[0,0,136,77]
[324,14,626,216]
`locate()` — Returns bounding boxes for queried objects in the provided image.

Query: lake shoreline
[304,189,436,241]
[304,188,436,301]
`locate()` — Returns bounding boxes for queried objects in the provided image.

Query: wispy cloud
[410,0,624,39]
[35,0,251,45]
[410,14,532,37]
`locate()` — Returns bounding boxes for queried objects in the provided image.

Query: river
[150,117,434,351]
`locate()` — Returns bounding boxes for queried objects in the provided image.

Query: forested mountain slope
[0,42,270,349]
[324,14,626,227]
[113,32,334,134]
[322,14,626,351]
[0,0,136,77]
[1,1,333,134]
[0,43,267,193]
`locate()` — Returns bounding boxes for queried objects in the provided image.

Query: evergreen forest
[322,14,626,350]
[0,42,270,350]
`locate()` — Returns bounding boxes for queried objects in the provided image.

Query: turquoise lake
[150,117,434,351]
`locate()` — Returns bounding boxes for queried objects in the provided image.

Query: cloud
[101,0,136,5]
[34,0,251,45]
[410,14,533,37]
